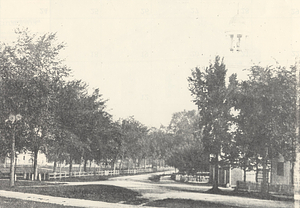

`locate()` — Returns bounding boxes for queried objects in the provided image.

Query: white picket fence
[47,167,161,180]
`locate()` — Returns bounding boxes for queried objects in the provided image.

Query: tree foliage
[230,65,296,190]
[188,56,236,190]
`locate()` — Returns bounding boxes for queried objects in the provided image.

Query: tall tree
[119,117,148,169]
[50,80,89,174]
[165,110,206,174]
[188,56,235,192]
[148,126,173,169]
[234,65,296,194]
[0,29,70,182]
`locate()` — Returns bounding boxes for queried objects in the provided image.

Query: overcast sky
[0,0,299,128]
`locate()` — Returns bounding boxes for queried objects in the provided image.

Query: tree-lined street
[0,1,298,207]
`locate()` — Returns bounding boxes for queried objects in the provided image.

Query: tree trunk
[244,166,247,182]
[53,159,57,172]
[243,157,247,182]
[255,158,259,183]
[84,159,87,172]
[119,155,124,170]
[111,159,115,171]
[261,149,268,195]
[291,160,295,185]
[132,158,135,169]
[137,158,141,168]
[79,161,81,172]
[33,148,39,180]
[138,158,141,169]
[69,156,73,176]
[212,153,219,191]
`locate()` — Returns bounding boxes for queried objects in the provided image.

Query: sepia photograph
[0,0,299,207]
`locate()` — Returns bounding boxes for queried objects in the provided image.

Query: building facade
[1,151,49,168]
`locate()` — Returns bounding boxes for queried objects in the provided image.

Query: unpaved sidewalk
[0,190,157,208]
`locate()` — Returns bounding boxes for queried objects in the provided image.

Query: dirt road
[64,172,293,208]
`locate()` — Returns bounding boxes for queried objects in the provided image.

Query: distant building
[270,154,292,185]
[225,11,248,53]
[1,151,49,168]
[208,5,295,187]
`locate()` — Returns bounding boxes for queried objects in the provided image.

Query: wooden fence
[172,172,210,183]
[236,180,293,195]
[21,167,167,181]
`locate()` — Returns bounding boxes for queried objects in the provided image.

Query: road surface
[0,171,294,207]
[64,172,293,208]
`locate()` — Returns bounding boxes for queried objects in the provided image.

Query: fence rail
[172,173,210,183]
[47,168,156,180]
[236,180,293,195]
[20,167,168,181]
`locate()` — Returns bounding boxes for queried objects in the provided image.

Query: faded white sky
[0,0,299,128]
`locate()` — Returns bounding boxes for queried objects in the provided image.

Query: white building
[219,1,299,81]
[1,151,49,168]
[222,2,298,186]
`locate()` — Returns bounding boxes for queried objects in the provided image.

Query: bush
[148,175,161,182]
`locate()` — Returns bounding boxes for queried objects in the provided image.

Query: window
[277,162,284,176]
[230,34,234,51]
[236,34,242,51]
[23,156,25,160]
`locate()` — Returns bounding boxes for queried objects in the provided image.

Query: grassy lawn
[48,175,110,182]
[0,179,53,189]
[0,175,109,189]
[0,179,148,206]
[0,196,76,208]
[145,198,243,208]
[0,179,246,208]
[7,184,148,205]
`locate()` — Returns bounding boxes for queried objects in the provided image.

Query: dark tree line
[0,29,166,186]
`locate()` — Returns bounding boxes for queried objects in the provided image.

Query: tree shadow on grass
[145,198,241,208]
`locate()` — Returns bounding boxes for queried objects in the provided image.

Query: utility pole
[8,113,22,187]
[9,125,16,187]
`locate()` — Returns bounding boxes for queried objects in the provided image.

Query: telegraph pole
[9,125,16,187]
[8,113,22,187]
